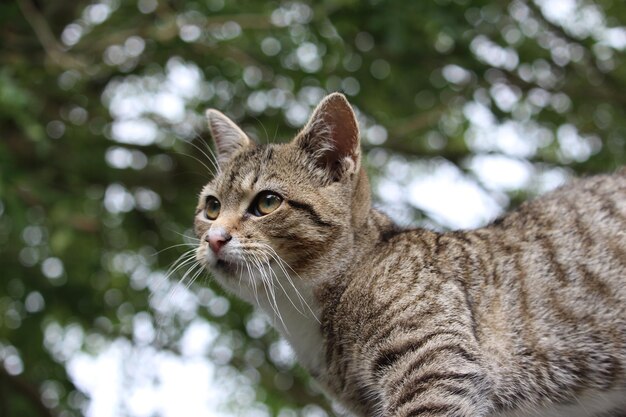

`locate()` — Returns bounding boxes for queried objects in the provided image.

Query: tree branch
[16,0,86,70]
[0,367,56,417]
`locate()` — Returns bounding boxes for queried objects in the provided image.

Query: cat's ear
[206,109,253,167]
[295,92,360,180]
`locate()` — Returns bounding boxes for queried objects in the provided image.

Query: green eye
[205,196,221,220]
[253,191,282,216]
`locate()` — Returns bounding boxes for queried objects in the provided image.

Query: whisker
[254,249,306,316]
[201,141,221,174]
[165,261,203,308]
[256,243,319,322]
[251,116,270,145]
[151,247,199,329]
[187,137,220,174]
[250,253,278,315]
[188,128,222,175]
[238,259,244,287]
[183,264,206,291]
[165,229,200,242]
[244,256,261,309]
[153,242,198,256]
[164,249,198,279]
[272,122,279,143]
[150,248,197,296]
[153,257,202,332]
[174,260,203,291]
[174,150,215,177]
[250,253,283,327]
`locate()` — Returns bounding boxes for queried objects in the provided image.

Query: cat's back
[477,168,625,276]
[476,169,626,303]
[464,168,626,334]
[489,168,625,245]
[368,168,626,291]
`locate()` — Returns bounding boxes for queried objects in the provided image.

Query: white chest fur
[217,263,325,373]
[257,278,324,372]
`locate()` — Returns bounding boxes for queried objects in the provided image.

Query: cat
[193,92,626,417]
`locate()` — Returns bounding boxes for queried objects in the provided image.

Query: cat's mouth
[215,259,238,274]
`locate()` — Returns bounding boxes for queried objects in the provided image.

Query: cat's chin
[214,259,238,275]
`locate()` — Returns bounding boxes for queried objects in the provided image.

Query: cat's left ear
[295,92,360,180]
[206,109,253,167]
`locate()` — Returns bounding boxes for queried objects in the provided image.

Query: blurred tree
[0,0,624,416]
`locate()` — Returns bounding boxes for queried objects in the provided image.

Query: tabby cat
[193,93,626,417]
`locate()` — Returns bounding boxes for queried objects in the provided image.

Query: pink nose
[206,229,232,254]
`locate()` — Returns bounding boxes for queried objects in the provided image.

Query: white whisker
[187,137,220,175]
[164,251,198,281]
[175,261,203,291]
[153,242,198,256]
[256,243,319,322]
[189,128,222,175]
[255,249,306,317]
[175,150,216,177]
[250,252,285,329]
[150,248,197,297]
[244,256,261,309]
[183,264,206,290]
[165,229,200,242]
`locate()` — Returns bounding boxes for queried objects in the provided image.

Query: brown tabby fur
[194,93,626,417]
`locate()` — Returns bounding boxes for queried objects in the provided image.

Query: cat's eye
[252,191,282,216]
[204,196,221,220]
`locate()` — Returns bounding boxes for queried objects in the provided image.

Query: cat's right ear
[206,109,253,167]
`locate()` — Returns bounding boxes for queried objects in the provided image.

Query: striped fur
[194,93,626,417]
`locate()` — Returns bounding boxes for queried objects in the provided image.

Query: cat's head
[193,93,370,299]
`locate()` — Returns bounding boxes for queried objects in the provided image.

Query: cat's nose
[206,228,232,254]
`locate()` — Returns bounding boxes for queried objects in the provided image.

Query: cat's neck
[253,266,325,373]
[256,207,395,374]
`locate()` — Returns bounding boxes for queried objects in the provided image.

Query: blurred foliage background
[1,0,625,416]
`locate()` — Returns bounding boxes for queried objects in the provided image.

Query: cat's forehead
[201,143,304,197]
